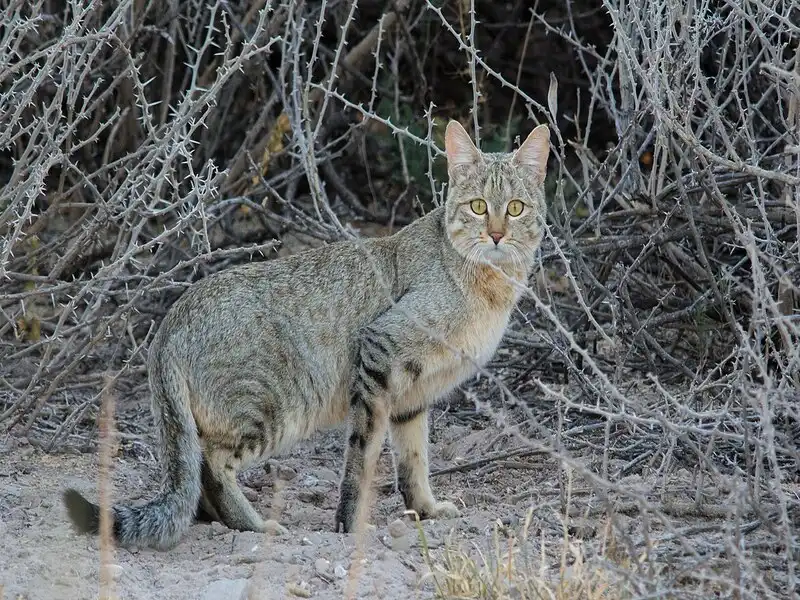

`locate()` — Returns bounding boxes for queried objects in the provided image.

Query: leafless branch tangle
[1,0,798,596]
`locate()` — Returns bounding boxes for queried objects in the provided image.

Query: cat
[63,119,550,549]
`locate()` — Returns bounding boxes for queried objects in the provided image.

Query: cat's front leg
[335,330,392,533]
[336,295,461,532]
[335,390,389,533]
[390,408,460,521]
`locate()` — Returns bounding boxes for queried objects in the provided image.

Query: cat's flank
[63,120,550,549]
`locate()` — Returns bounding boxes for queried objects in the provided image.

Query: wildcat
[63,119,550,549]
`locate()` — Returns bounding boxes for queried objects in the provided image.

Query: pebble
[314,558,330,575]
[242,487,259,502]
[201,578,250,600]
[387,519,407,538]
[287,582,312,597]
[302,532,323,546]
[278,465,298,480]
[297,489,326,505]
[394,536,411,552]
[209,521,228,535]
[334,564,347,579]
[567,517,596,539]
[390,535,410,552]
[311,468,340,483]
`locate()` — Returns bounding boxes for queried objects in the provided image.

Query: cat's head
[443,120,550,269]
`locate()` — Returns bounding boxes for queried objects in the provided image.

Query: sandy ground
[0,403,558,600]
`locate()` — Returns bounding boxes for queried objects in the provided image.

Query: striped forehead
[455,155,522,203]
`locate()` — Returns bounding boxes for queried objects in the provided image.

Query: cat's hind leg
[199,413,286,535]
[194,458,221,523]
[201,447,269,532]
[390,408,460,521]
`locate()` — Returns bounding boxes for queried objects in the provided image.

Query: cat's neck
[437,237,529,311]
[450,258,522,312]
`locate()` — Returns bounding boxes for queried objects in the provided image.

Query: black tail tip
[63,488,100,535]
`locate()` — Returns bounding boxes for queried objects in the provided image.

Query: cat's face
[443,121,550,269]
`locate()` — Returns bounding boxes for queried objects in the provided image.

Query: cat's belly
[269,379,351,455]
[401,310,511,410]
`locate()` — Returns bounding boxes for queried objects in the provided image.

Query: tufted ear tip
[445,120,481,170]
[512,124,550,184]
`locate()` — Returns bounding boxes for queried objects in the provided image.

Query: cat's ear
[445,120,481,172]
[512,124,550,185]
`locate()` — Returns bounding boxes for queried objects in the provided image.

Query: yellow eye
[507,200,524,217]
[470,199,487,215]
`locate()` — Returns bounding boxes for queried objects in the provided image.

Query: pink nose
[489,232,504,245]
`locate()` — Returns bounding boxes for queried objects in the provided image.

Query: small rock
[334,564,347,579]
[287,582,312,597]
[297,489,326,505]
[500,515,520,528]
[3,484,21,498]
[387,519,407,538]
[461,491,480,506]
[302,532,323,546]
[242,487,259,502]
[390,535,410,552]
[209,521,228,535]
[567,517,597,539]
[278,465,298,480]
[243,474,270,490]
[202,578,250,600]
[311,468,340,483]
[314,558,330,575]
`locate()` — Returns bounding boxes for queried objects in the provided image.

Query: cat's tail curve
[63,352,201,550]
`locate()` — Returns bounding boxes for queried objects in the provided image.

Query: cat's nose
[489,232,504,245]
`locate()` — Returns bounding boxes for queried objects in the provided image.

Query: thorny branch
[1,0,798,596]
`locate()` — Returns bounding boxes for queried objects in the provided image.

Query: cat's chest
[453,264,521,364]
[448,300,514,367]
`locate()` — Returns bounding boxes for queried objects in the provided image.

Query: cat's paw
[262,519,288,536]
[409,500,461,521]
[431,500,461,519]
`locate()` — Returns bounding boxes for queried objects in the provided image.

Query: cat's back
[152,209,449,358]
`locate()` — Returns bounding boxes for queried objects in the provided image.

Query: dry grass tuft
[420,509,632,600]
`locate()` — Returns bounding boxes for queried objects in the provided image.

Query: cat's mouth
[477,242,516,265]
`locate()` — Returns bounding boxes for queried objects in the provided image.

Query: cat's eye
[470,199,488,215]
[507,200,524,217]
